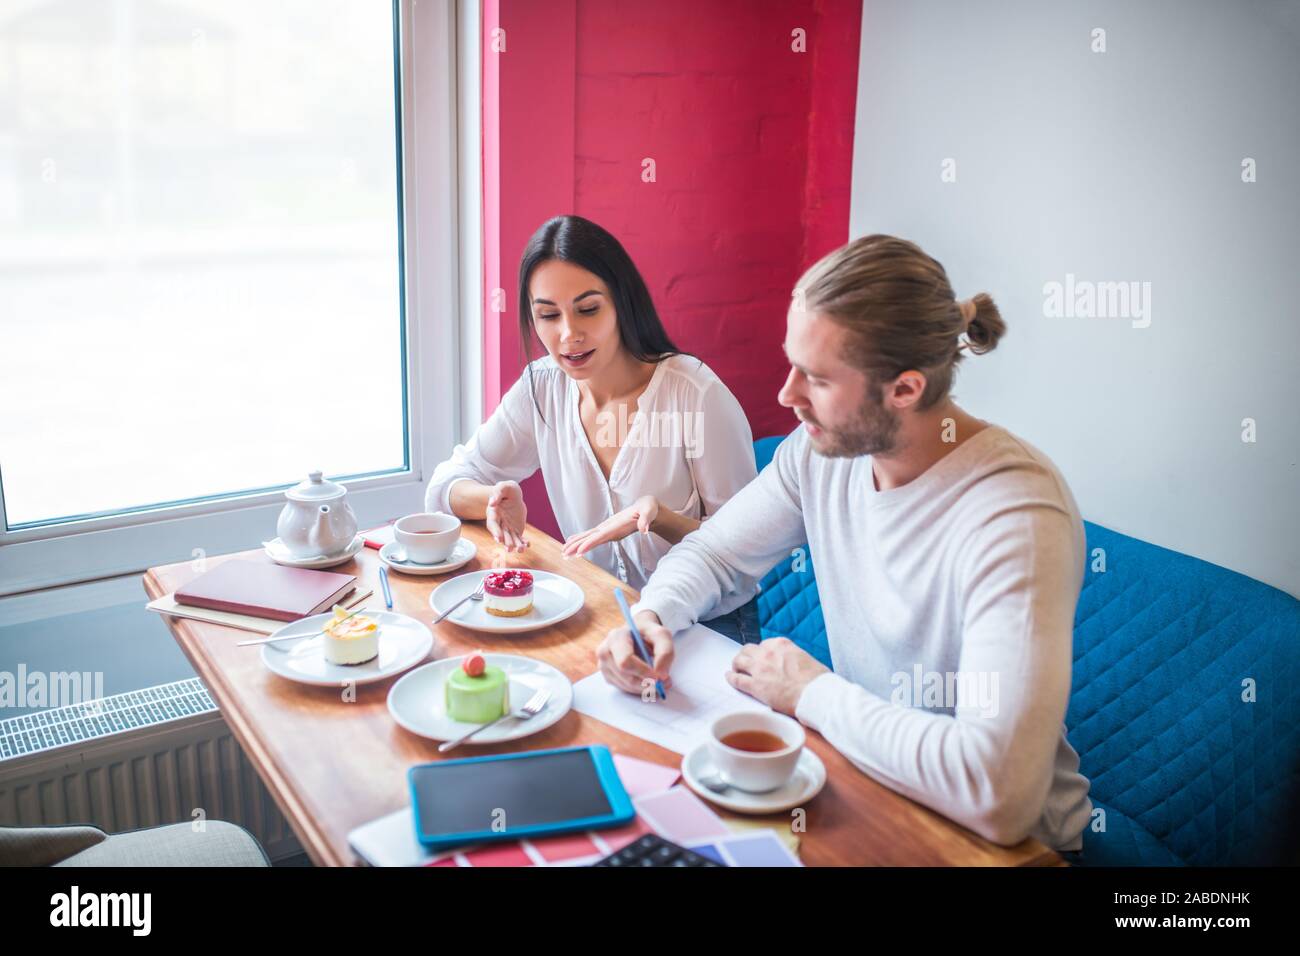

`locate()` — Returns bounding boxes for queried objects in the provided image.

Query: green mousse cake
[445,661,508,723]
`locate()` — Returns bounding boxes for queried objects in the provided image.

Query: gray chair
[0,822,270,867]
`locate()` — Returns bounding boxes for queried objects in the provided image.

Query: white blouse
[424,353,760,621]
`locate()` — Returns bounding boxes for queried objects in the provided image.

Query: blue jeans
[701,597,762,646]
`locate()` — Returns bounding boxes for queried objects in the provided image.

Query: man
[596,234,1093,852]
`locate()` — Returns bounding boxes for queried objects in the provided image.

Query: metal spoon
[700,772,732,794]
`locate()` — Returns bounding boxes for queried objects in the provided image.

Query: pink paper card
[460,843,534,867]
[599,816,654,853]
[528,832,602,863]
[613,753,681,798]
[633,786,732,844]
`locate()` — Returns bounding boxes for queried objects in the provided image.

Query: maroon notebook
[174,560,357,622]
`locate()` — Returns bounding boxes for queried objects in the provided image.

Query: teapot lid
[285,470,346,502]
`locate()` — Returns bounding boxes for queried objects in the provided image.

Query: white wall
[850,0,1299,596]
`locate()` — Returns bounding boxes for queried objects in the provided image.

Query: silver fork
[438,687,552,753]
[433,580,486,624]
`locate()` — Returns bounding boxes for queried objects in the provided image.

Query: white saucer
[260,611,433,686]
[263,534,363,569]
[386,653,573,744]
[379,538,477,576]
[680,741,826,814]
[428,569,584,633]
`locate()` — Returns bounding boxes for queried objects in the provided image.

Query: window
[0,0,471,596]
[0,0,407,529]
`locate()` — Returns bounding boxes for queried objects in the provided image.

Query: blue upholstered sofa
[751,434,1300,866]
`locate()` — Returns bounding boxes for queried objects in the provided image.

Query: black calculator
[593,833,725,867]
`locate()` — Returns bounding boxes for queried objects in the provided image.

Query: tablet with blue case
[407,744,636,850]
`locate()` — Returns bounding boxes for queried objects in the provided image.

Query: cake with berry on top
[483,569,534,617]
[445,651,508,723]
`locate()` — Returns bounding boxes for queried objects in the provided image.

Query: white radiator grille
[0,678,216,760]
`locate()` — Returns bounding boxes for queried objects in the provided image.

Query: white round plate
[386,653,573,744]
[379,538,477,576]
[680,741,826,814]
[260,611,433,686]
[263,534,363,569]
[428,569,584,633]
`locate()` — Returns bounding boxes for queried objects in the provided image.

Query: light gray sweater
[632,423,1093,851]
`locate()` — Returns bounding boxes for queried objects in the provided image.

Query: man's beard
[802,390,900,459]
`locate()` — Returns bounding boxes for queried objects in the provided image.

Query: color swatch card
[612,753,680,798]
[687,830,803,867]
[633,786,732,845]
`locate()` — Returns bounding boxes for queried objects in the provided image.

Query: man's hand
[485,480,529,552]
[562,495,659,559]
[596,610,675,696]
[726,637,829,716]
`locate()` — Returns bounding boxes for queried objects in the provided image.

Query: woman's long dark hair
[517,216,686,421]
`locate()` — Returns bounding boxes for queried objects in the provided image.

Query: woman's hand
[562,495,659,558]
[485,480,529,552]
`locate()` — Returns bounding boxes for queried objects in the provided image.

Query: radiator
[0,678,304,862]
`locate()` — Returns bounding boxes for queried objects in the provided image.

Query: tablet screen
[411,749,615,838]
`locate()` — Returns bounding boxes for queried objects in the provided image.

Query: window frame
[0,0,479,597]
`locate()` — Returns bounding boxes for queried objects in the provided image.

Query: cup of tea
[707,711,805,793]
[394,512,461,564]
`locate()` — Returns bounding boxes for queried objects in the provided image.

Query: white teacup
[394,512,461,564]
[707,711,805,793]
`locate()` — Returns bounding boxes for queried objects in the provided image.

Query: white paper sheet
[145,587,374,635]
[572,623,769,755]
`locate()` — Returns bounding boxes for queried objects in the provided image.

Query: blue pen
[379,566,393,609]
[613,588,666,701]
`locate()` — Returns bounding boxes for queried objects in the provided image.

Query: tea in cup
[707,711,805,793]
[394,512,461,564]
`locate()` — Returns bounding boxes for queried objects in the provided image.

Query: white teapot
[276,471,359,559]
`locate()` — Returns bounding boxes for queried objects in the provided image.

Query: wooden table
[143,522,1061,867]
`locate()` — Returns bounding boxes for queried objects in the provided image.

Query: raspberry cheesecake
[483,569,534,617]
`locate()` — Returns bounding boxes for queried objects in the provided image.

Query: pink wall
[482,0,863,538]
[482,0,578,539]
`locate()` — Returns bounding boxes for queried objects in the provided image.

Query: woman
[424,215,761,642]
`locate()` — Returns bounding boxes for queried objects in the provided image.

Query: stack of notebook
[147,560,371,635]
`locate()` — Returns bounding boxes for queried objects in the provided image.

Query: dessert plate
[387,653,573,744]
[680,742,826,815]
[378,538,477,576]
[428,569,584,633]
[262,534,364,569]
[260,611,433,687]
